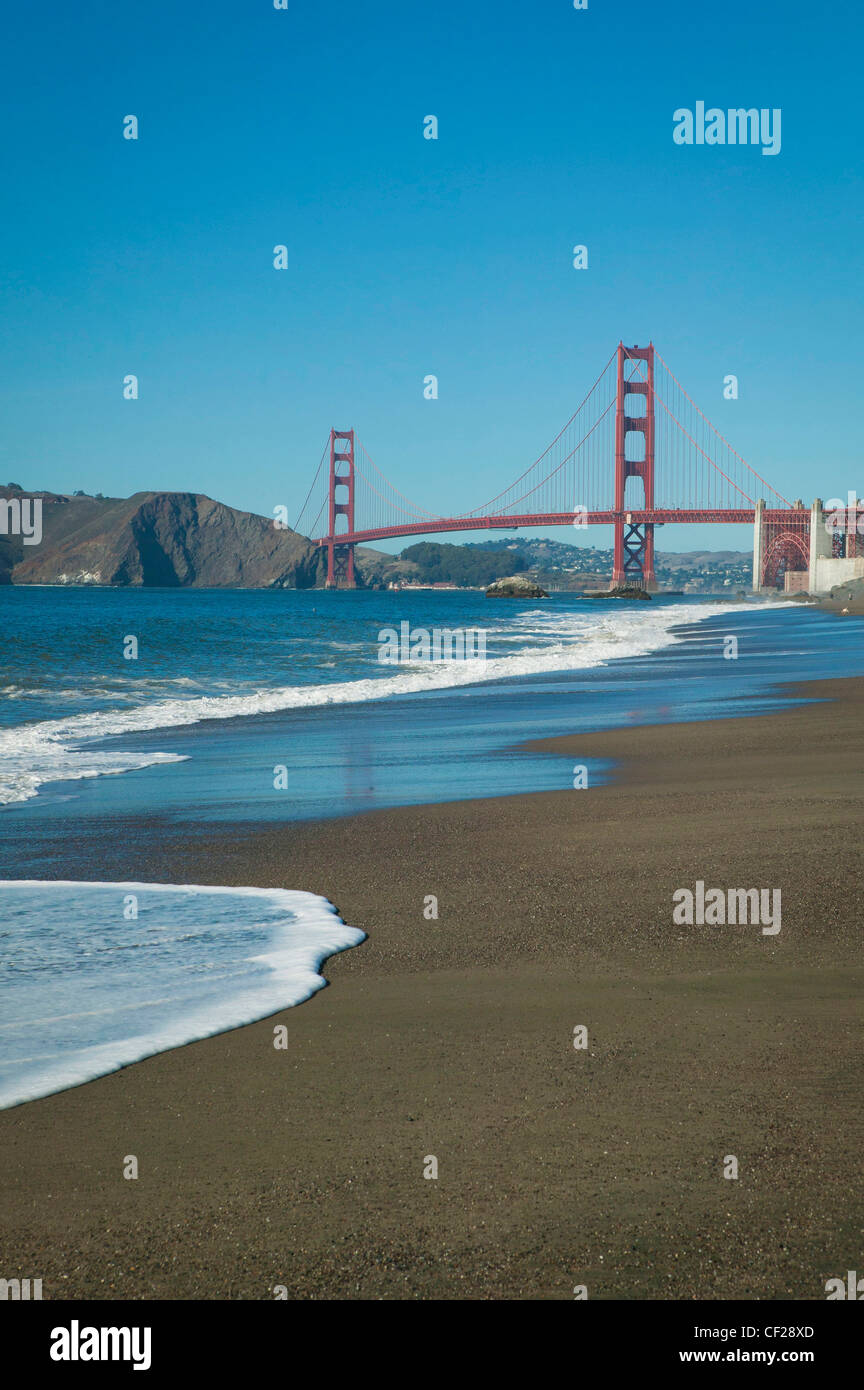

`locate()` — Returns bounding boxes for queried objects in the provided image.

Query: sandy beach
[1,674,862,1301]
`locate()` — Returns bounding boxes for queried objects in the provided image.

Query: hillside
[398,541,529,586]
[0,487,330,588]
[461,536,752,591]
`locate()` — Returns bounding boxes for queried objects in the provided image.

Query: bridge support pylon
[611,342,656,590]
[325,428,356,589]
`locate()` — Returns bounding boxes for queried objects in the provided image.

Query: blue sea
[1,585,862,1106]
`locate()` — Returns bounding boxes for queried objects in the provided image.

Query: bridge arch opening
[762,530,809,588]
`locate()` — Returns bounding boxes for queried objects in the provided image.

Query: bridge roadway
[315,507,801,549]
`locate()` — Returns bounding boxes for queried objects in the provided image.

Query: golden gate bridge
[294,343,834,591]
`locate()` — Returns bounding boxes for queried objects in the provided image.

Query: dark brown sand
[1,677,862,1301]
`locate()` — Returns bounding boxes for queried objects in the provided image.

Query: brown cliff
[0,487,350,588]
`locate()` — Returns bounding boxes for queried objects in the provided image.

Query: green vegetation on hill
[400,541,528,586]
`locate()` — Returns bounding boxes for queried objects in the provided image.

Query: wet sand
[1,676,862,1300]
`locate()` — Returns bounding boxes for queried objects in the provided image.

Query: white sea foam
[0,601,753,805]
[0,881,365,1108]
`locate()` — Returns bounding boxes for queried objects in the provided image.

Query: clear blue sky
[1,0,861,553]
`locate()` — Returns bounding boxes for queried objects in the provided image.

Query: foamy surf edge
[0,881,365,1110]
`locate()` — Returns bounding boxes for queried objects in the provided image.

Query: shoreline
[1,674,862,1299]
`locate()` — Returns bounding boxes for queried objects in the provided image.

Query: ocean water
[2,585,864,1105]
[0,588,752,807]
[1,589,863,842]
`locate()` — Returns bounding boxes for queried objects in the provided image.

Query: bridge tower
[611,342,656,590]
[325,428,356,589]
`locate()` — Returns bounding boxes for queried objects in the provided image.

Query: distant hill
[0,487,330,588]
[462,535,751,572]
[460,535,752,590]
[399,541,528,586]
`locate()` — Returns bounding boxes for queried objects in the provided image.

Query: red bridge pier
[325,428,356,589]
[611,342,656,590]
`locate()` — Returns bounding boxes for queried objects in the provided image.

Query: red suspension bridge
[294,342,820,590]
